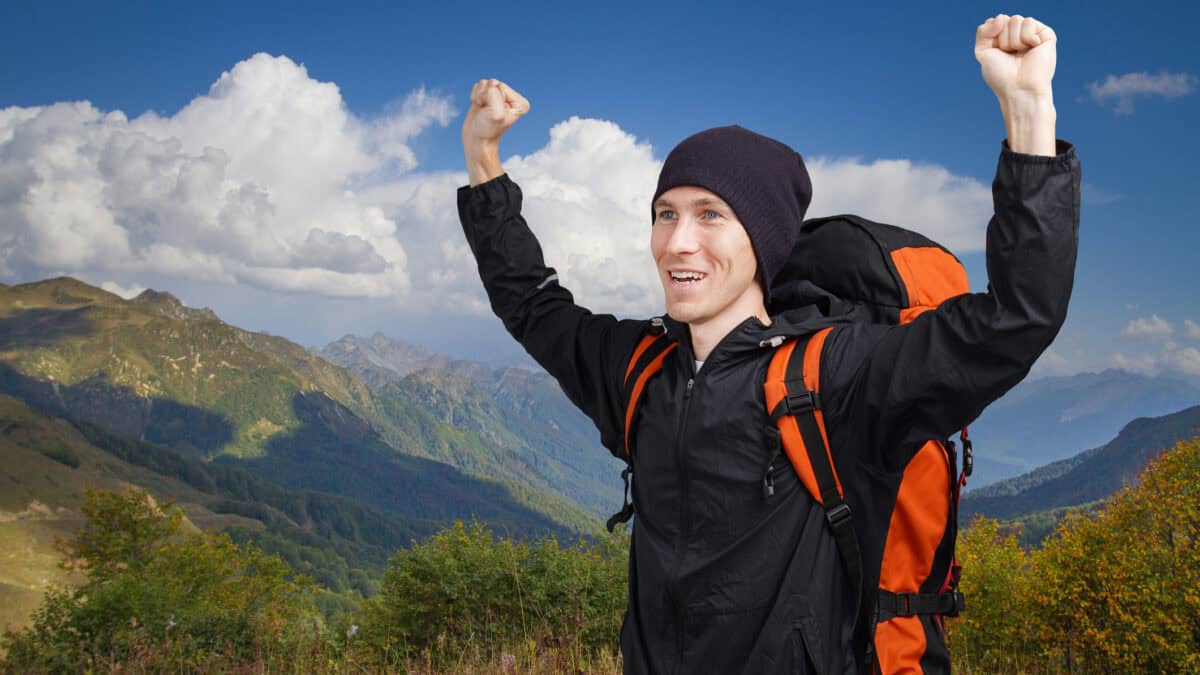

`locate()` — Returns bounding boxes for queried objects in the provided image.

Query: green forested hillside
[0,277,600,536]
[319,331,624,516]
[377,368,619,515]
[0,394,431,603]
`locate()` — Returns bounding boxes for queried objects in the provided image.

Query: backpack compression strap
[606,324,676,532]
[765,326,874,672]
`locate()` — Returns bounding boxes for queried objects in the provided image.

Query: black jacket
[457,139,1080,674]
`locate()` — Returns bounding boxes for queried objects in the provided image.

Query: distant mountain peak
[131,288,219,322]
[317,333,451,389]
[7,276,118,306]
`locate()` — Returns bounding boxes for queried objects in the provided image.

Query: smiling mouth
[668,271,707,286]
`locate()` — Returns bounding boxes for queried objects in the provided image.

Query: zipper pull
[762,440,783,499]
[685,378,694,397]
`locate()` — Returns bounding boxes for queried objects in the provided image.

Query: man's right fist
[462,78,530,148]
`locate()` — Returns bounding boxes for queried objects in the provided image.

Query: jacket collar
[659,281,865,369]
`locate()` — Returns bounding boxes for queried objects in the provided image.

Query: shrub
[353,519,628,670]
[1,486,329,672]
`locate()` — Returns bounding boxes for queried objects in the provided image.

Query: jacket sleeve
[821,139,1081,471]
[457,172,648,458]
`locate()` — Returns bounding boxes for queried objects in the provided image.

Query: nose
[665,215,701,257]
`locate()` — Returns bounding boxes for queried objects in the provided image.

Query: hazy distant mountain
[318,333,453,389]
[965,369,1200,488]
[962,404,1200,526]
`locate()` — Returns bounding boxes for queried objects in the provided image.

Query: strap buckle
[948,591,966,617]
[877,590,966,621]
[825,502,852,529]
[786,388,821,414]
[770,388,823,421]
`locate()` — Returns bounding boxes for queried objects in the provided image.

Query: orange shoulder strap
[622,332,676,459]
[764,326,842,502]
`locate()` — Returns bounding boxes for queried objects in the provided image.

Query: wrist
[464,140,504,187]
[998,95,1057,157]
[464,137,499,155]
[998,92,1056,118]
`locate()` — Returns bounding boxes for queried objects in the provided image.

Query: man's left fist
[975,14,1057,101]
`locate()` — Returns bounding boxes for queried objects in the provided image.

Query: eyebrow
[653,196,731,210]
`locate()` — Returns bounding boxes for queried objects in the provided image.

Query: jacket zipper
[671,375,694,669]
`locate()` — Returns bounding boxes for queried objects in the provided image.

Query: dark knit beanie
[651,124,812,307]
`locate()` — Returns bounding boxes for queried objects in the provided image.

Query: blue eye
[704,210,721,220]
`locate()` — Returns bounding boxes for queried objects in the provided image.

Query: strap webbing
[780,329,874,673]
[622,333,676,458]
[876,589,966,622]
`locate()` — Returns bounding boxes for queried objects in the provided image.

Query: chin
[665,303,702,325]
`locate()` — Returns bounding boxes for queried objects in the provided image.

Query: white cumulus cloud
[0,53,455,298]
[1029,347,1072,378]
[99,280,147,299]
[1183,319,1200,341]
[1163,345,1200,376]
[1121,314,1173,340]
[1087,71,1196,114]
[1108,341,1200,378]
[805,156,992,253]
[1110,351,1159,375]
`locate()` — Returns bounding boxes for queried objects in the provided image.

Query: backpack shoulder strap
[606,319,675,533]
[765,326,875,672]
[622,326,676,459]
[765,327,843,502]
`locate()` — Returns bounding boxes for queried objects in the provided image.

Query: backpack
[609,213,975,674]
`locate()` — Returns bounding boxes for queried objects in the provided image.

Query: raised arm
[821,15,1079,466]
[458,79,646,456]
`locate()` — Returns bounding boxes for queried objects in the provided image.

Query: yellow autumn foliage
[949,435,1200,673]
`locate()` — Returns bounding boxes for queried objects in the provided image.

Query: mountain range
[961,403,1200,542]
[0,278,607,538]
[963,369,1200,488]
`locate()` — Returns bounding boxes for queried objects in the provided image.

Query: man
[458,13,1078,675]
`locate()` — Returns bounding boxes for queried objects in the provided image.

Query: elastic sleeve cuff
[1000,139,1076,167]
[456,172,522,224]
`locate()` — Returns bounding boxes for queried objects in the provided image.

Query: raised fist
[461,78,530,148]
[975,14,1057,101]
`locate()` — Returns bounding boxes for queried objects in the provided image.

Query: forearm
[465,140,505,187]
[999,95,1056,157]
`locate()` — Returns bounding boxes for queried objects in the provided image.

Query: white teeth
[670,271,706,282]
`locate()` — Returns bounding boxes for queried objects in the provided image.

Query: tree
[1,487,327,672]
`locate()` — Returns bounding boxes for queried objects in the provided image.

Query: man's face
[651,185,762,327]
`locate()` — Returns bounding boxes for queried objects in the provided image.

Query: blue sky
[2,1,1198,379]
